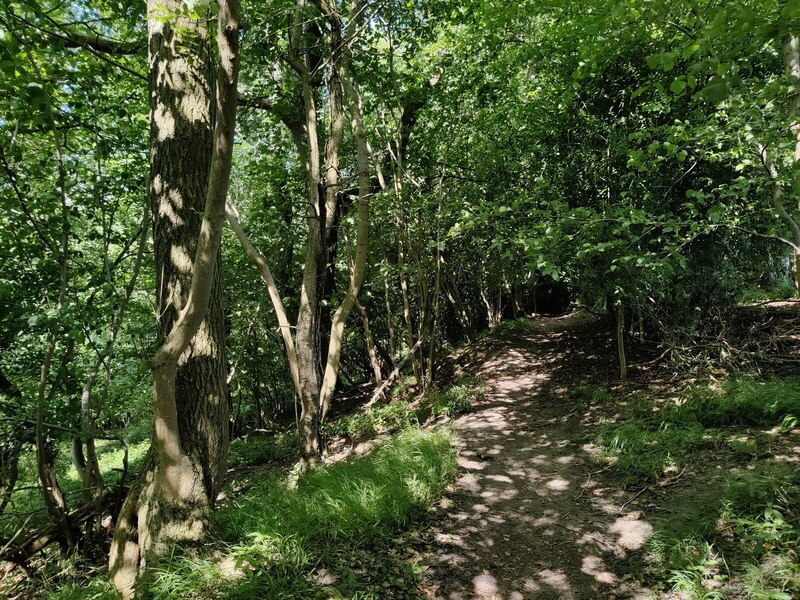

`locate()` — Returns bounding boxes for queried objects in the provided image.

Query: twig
[619,486,650,512]
[619,467,687,512]
[633,345,673,367]
[362,339,423,409]
[553,522,613,549]
[656,466,686,488]
[0,514,34,557]
[573,465,612,501]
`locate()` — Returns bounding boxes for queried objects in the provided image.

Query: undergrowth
[0,438,150,538]
[145,427,457,599]
[11,373,478,599]
[323,377,485,441]
[39,427,456,599]
[738,281,796,304]
[597,378,800,485]
[597,377,800,598]
[227,429,299,468]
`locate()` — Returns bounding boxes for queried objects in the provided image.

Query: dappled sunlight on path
[424,313,657,599]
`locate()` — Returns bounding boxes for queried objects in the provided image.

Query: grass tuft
[597,378,800,485]
[227,430,299,468]
[597,377,800,598]
[144,427,457,599]
[323,401,417,440]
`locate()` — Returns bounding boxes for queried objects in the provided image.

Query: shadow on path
[424,312,657,599]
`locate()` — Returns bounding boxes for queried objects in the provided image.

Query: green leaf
[669,78,686,94]
[701,77,729,103]
[707,206,724,223]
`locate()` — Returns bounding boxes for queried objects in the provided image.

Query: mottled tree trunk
[109,1,239,595]
[148,7,229,499]
[295,70,325,466]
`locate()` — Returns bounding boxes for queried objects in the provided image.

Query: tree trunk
[480,276,501,328]
[319,53,371,420]
[357,300,383,387]
[424,191,443,392]
[616,303,627,380]
[381,251,398,369]
[147,5,229,501]
[108,1,240,595]
[786,33,800,295]
[226,202,301,396]
[444,270,472,338]
[295,74,325,465]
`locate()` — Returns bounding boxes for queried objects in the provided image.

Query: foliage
[738,281,797,304]
[0,438,149,537]
[598,378,800,597]
[144,428,457,599]
[598,378,800,484]
[323,402,417,441]
[418,377,486,420]
[645,462,800,600]
[3,0,800,595]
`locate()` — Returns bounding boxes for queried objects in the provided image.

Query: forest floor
[418,309,800,599]
[2,308,798,599]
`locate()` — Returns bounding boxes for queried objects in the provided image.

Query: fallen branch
[0,482,127,566]
[362,339,424,409]
[619,486,650,512]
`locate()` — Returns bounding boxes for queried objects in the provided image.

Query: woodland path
[423,312,658,600]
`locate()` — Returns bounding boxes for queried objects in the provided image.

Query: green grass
[416,378,485,422]
[142,427,457,599]
[675,379,800,429]
[41,427,456,599]
[597,378,800,485]
[568,382,615,404]
[323,401,417,440]
[596,377,800,598]
[227,429,299,468]
[738,281,797,304]
[643,462,800,600]
[475,317,533,339]
[15,378,474,598]
[323,377,485,441]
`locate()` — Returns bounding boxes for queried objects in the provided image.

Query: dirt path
[423,312,657,600]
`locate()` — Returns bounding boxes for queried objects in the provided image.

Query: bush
[418,378,485,421]
[323,401,417,440]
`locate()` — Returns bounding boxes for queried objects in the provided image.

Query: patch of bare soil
[421,312,660,599]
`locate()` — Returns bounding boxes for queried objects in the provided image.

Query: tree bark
[148,8,230,503]
[357,300,383,387]
[319,46,371,419]
[381,251,398,369]
[757,144,800,294]
[616,303,627,380]
[108,1,240,595]
[786,33,800,295]
[281,0,326,465]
